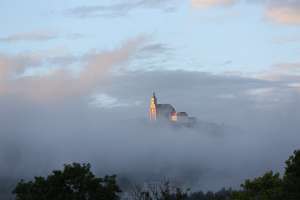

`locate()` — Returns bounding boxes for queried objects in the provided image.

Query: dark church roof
[157,104,176,118]
[157,104,176,112]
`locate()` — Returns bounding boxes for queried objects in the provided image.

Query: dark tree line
[13,150,300,200]
[13,163,121,200]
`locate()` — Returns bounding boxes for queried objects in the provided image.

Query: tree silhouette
[236,171,283,200]
[284,150,300,200]
[13,163,121,200]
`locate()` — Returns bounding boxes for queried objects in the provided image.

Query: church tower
[149,92,157,121]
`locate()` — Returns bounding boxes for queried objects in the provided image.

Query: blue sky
[1,0,299,74]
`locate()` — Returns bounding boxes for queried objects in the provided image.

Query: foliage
[231,171,283,200]
[283,150,300,200]
[13,163,121,200]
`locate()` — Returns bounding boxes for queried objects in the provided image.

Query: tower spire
[152,92,157,104]
[149,92,157,121]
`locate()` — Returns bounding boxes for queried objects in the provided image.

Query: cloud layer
[66,0,177,18]
[0,70,299,199]
[0,36,147,101]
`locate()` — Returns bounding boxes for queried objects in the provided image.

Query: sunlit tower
[149,92,157,121]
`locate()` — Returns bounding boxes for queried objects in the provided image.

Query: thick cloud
[0,69,299,198]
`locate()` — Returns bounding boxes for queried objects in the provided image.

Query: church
[149,93,196,125]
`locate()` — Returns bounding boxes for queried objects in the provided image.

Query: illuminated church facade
[149,93,196,125]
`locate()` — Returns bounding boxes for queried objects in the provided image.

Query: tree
[283,150,300,200]
[13,163,121,200]
[232,171,283,200]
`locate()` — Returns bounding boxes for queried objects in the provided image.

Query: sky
[1,0,300,75]
[0,0,300,197]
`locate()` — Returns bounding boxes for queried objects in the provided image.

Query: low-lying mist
[0,71,299,197]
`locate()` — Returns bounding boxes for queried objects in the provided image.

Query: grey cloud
[66,0,179,18]
[85,70,300,125]
[140,43,172,54]
[221,60,233,66]
[128,42,177,72]
[0,31,58,43]
[134,43,173,61]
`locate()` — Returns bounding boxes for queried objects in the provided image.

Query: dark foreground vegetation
[13,150,300,200]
